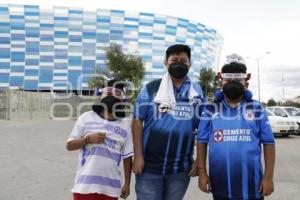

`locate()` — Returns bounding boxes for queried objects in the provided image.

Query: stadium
[0,4,223,92]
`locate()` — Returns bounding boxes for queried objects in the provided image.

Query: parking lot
[1,119,300,200]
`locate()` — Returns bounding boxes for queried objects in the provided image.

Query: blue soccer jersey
[197,98,275,200]
[134,78,204,175]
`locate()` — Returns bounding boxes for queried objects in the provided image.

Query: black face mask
[168,61,189,79]
[223,81,245,101]
[93,96,126,118]
[100,96,121,113]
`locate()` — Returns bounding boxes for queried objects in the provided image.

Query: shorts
[73,193,118,200]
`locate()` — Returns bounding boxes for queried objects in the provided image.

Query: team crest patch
[213,130,224,142]
[114,126,121,134]
[244,111,254,121]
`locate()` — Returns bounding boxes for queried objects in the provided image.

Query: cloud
[220,18,300,102]
[255,64,300,101]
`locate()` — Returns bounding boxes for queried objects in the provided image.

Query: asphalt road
[0,119,299,200]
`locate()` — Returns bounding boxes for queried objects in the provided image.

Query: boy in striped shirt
[66,80,133,200]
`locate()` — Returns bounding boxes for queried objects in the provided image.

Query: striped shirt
[133,78,204,175]
[197,97,275,199]
[67,111,133,197]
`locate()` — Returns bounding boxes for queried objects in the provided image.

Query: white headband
[221,73,248,79]
[100,87,124,100]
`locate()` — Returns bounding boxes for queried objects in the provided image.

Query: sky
[0,0,299,102]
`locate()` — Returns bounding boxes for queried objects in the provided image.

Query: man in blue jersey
[132,44,204,200]
[197,54,275,200]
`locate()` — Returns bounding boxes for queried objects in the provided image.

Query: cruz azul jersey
[197,99,275,200]
[134,78,204,175]
[67,111,133,197]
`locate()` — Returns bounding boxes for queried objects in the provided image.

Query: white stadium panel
[0,4,223,90]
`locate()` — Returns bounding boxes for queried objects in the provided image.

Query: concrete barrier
[0,90,9,120]
[0,90,97,120]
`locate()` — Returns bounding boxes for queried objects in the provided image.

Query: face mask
[100,96,121,113]
[168,61,189,79]
[223,81,245,101]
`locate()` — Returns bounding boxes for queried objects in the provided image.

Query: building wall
[0,4,223,91]
[0,90,95,120]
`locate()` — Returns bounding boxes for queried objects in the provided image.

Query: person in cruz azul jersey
[132,44,205,200]
[197,54,275,200]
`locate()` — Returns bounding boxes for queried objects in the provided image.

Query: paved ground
[1,119,300,200]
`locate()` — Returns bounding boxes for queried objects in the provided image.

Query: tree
[88,43,145,93]
[105,43,145,90]
[198,68,219,99]
[282,100,300,108]
[105,43,145,103]
[88,43,145,103]
[88,75,106,90]
[267,98,277,107]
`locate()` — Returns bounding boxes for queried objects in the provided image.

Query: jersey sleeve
[133,86,151,121]
[192,97,205,131]
[122,119,134,159]
[66,114,85,142]
[259,108,275,144]
[197,106,212,143]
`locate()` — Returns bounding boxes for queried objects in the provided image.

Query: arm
[258,107,276,196]
[132,119,144,175]
[260,144,275,196]
[197,143,207,171]
[123,156,132,186]
[264,144,275,179]
[66,138,86,151]
[189,103,205,177]
[131,86,150,175]
[197,143,211,193]
[66,132,106,151]
[188,133,198,177]
[120,156,133,199]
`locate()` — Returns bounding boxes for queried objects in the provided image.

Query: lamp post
[246,51,270,102]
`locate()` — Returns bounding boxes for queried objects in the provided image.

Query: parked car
[293,108,300,118]
[267,106,300,135]
[266,110,298,137]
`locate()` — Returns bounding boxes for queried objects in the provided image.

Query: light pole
[246,51,270,102]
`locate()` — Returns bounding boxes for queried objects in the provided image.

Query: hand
[188,160,198,177]
[132,155,144,175]
[259,176,274,196]
[198,171,211,193]
[120,184,130,199]
[86,132,106,144]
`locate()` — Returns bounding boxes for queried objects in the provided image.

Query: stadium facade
[0,4,223,91]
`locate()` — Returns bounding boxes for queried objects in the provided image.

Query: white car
[266,110,298,137]
[267,106,300,135]
[295,112,300,118]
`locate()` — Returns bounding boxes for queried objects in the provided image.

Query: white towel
[154,73,202,110]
